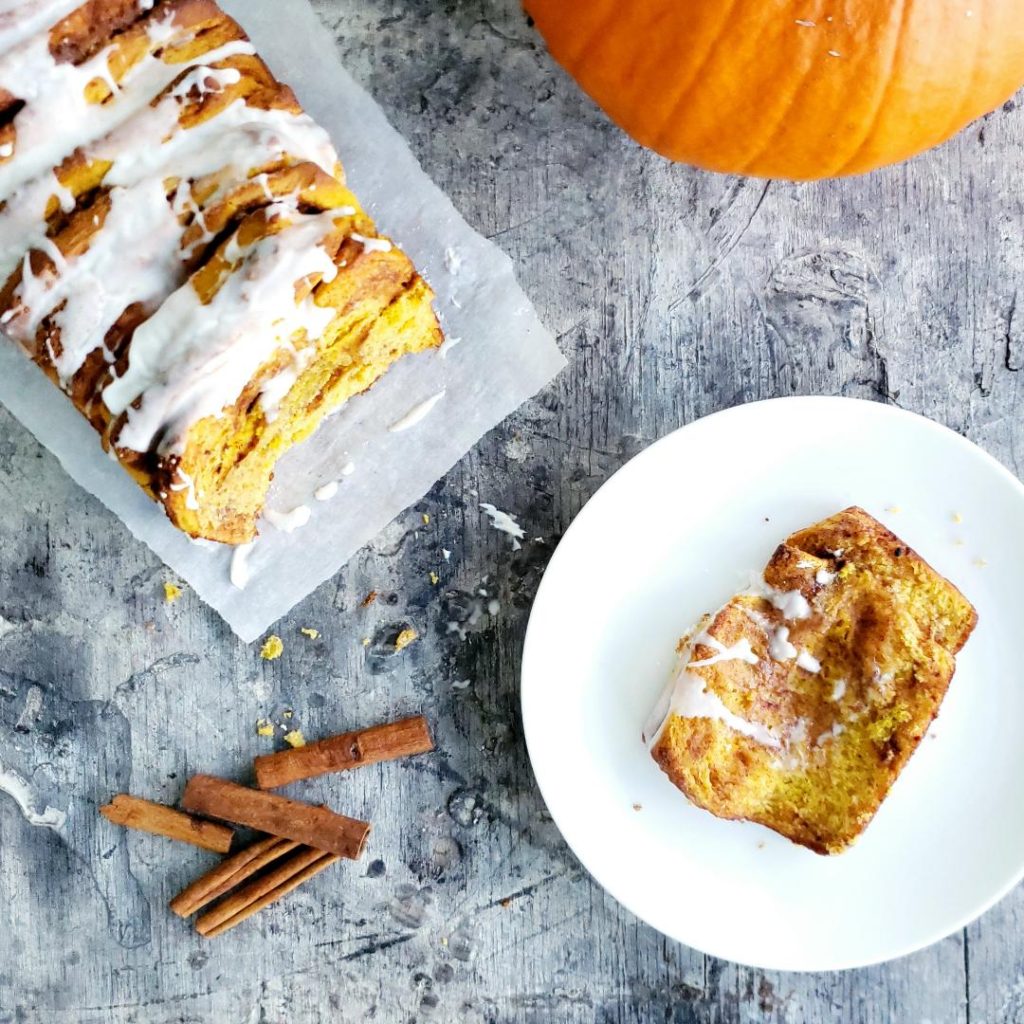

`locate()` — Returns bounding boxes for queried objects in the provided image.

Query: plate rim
[520,394,1024,972]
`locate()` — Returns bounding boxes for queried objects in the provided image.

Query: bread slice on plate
[647,506,977,854]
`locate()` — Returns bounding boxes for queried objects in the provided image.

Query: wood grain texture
[0,0,1023,1021]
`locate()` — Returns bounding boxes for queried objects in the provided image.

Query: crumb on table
[394,627,418,651]
[361,591,378,607]
[300,627,320,639]
[256,719,274,737]
[260,635,284,660]
[163,582,182,603]
[283,729,305,748]
[429,571,439,585]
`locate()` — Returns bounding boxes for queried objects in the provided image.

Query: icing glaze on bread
[0,0,442,543]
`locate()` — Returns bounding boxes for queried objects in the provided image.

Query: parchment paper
[0,0,565,641]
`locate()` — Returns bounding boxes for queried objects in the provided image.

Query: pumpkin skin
[524,0,1024,179]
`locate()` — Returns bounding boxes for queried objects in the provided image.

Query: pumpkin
[524,0,1024,179]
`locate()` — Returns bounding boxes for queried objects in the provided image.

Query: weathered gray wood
[1,0,1023,1020]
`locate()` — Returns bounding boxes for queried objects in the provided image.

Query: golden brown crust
[650,506,978,855]
[48,0,150,64]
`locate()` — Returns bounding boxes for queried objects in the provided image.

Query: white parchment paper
[0,0,565,641]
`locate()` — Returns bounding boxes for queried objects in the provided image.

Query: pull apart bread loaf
[0,0,442,543]
[648,507,977,854]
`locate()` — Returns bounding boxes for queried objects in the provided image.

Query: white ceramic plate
[521,396,1024,971]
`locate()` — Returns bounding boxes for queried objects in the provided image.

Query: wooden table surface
[2,1,1023,1021]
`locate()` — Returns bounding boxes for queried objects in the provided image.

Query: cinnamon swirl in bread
[0,0,442,543]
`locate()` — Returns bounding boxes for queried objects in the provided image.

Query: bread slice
[648,506,977,854]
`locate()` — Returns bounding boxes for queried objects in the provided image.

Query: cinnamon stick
[195,846,339,938]
[100,794,233,853]
[253,715,434,790]
[181,775,370,860]
[169,835,298,918]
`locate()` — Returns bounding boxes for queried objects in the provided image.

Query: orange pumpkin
[524,0,1024,179]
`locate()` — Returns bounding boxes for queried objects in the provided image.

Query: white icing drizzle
[105,90,333,189]
[350,231,392,253]
[648,656,781,750]
[0,40,333,281]
[230,541,254,590]
[0,19,246,200]
[766,586,811,620]
[143,7,181,47]
[768,626,820,673]
[771,717,814,771]
[1,88,340,394]
[437,334,462,359]
[479,502,524,550]
[815,568,836,585]
[170,64,241,99]
[168,466,199,510]
[313,480,338,501]
[250,171,276,202]
[171,471,199,510]
[816,722,845,745]
[443,245,461,274]
[795,649,821,673]
[643,674,674,745]
[264,504,311,533]
[11,178,183,383]
[769,625,797,661]
[258,344,313,423]
[0,758,65,830]
[49,169,74,212]
[686,633,759,669]
[104,206,344,454]
[736,602,771,631]
[388,389,445,432]
[831,678,847,701]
